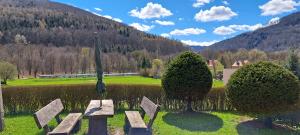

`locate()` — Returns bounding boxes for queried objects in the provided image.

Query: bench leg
[71,118,82,133]
[88,117,108,135]
[129,128,149,135]
[43,125,51,134]
[124,116,130,134]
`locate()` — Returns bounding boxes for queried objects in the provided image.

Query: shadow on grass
[162,112,223,132]
[236,120,297,135]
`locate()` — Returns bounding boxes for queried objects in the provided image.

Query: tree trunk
[2,80,6,85]
[0,83,4,131]
[186,97,193,112]
[264,117,272,128]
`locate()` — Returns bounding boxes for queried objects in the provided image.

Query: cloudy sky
[53,0,300,46]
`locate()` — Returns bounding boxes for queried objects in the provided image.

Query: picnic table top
[84,100,114,117]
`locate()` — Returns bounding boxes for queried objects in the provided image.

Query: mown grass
[6,76,161,86]
[0,111,296,135]
[5,76,224,88]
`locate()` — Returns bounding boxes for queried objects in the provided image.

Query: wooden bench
[33,99,82,135]
[124,96,160,135]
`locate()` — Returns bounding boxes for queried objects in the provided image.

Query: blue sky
[52,0,300,46]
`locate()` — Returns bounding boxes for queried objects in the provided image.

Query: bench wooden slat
[49,113,82,135]
[125,111,147,129]
[140,97,159,120]
[34,99,64,129]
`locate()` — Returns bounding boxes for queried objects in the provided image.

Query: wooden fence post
[0,83,4,131]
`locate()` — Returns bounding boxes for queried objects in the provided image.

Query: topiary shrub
[226,62,300,127]
[162,51,213,112]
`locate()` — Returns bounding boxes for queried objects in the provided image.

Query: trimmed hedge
[2,84,231,114]
[162,51,213,101]
[226,62,300,116]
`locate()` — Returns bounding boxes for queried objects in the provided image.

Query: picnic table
[84,100,114,135]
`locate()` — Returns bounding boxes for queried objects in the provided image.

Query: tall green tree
[285,49,300,79]
[220,56,227,68]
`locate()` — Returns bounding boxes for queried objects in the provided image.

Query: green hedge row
[2,84,231,114]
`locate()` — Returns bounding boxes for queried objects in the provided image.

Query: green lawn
[6,76,161,86]
[0,111,296,135]
[5,76,224,88]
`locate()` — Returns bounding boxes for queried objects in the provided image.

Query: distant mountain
[0,0,186,55]
[190,46,206,52]
[209,12,300,52]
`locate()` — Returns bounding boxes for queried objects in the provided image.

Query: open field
[0,111,296,135]
[5,76,224,88]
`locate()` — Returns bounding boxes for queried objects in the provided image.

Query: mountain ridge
[208,12,300,52]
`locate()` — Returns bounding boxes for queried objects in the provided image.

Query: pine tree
[220,56,227,68]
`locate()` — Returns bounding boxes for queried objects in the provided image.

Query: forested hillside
[0,0,187,77]
[209,12,300,52]
[0,0,186,54]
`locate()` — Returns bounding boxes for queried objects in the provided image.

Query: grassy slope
[5,76,224,88]
[0,111,295,135]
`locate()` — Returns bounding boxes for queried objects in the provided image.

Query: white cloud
[103,15,123,22]
[193,0,212,7]
[268,17,280,25]
[170,28,206,36]
[194,6,237,22]
[130,23,154,31]
[160,33,170,37]
[154,20,175,26]
[92,12,102,16]
[213,26,236,35]
[85,9,90,11]
[92,13,122,23]
[213,24,263,35]
[129,2,173,19]
[229,24,263,31]
[113,18,123,23]
[259,0,300,16]
[181,40,219,46]
[103,15,113,19]
[178,18,184,21]
[94,8,102,12]
[222,1,229,5]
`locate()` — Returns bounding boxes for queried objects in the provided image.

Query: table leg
[88,117,108,135]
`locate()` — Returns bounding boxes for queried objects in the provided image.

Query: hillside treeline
[0,43,170,78]
[201,48,290,68]
[0,1,186,55]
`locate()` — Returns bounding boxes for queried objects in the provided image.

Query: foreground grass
[0,111,296,135]
[5,76,224,88]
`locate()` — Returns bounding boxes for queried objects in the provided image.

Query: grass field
[0,111,296,135]
[5,76,224,88]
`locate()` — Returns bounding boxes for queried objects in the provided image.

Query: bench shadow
[236,120,297,135]
[85,107,101,116]
[162,112,223,132]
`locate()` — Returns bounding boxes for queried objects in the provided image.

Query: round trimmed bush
[162,51,213,111]
[226,61,300,116]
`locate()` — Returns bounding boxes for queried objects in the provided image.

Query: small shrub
[162,51,213,111]
[0,62,17,85]
[226,61,300,116]
[150,59,164,79]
